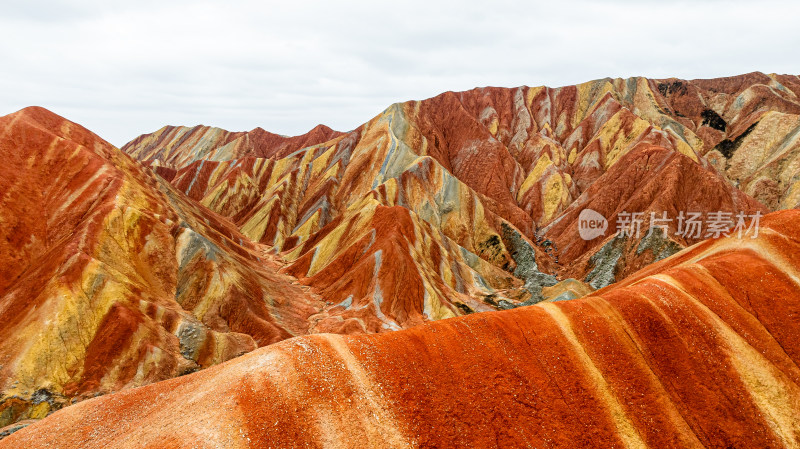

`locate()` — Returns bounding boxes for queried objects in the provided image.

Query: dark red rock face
[541,145,768,284]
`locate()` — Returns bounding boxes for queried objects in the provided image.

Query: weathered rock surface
[6,209,799,448]
[122,73,790,318]
[142,104,558,331]
[0,107,323,426]
[541,145,767,286]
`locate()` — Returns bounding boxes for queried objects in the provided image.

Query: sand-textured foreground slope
[6,209,800,448]
[0,107,323,426]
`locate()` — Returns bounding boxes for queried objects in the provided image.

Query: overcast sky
[2,0,799,146]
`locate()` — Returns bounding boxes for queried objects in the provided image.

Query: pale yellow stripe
[51,165,108,217]
[585,298,706,448]
[629,228,800,290]
[540,303,648,449]
[319,334,412,448]
[651,274,800,447]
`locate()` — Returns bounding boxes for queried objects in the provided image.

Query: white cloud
[1,0,798,145]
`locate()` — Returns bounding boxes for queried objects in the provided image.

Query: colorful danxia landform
[5,209,800,448]
[1,73,800,447]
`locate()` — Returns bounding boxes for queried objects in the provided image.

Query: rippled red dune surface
[5,209,800,448]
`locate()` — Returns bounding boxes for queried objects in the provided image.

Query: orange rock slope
[0,107,324,426]
[5,209,799,448]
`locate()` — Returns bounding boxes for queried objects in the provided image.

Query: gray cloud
[1,0,798,146]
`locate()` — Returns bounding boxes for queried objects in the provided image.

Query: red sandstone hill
[5,209,799,448]
[0,107,324,426]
